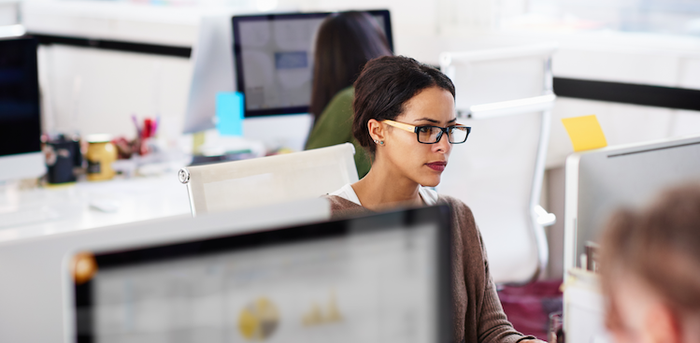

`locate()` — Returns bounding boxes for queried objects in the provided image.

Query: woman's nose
[434,132,451,153]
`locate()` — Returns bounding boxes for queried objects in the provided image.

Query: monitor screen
[232,10,393,118]
[72,206,450,343]
[0,37,41,157]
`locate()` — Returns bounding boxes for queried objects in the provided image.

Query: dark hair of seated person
[309,11,391,124]
[352,55,456,155]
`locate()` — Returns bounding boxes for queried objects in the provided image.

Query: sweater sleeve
[442,195,536,343]
[304,87,371,178]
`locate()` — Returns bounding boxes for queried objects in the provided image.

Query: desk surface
[0,173,191,243]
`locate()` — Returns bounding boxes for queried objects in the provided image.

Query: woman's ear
[367,119,385,144]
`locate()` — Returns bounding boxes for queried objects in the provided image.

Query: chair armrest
[535,205,556,227]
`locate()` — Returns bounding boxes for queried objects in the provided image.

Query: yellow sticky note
[561,115,608,152]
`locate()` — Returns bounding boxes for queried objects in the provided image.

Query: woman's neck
[351,159,423,211]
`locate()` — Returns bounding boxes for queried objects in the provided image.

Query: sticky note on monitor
[561,115,608,152]
[216,92,244,136]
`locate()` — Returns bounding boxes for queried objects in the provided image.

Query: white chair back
[440,43,555,114]
[438,43,557,284]
[179,143,358,216]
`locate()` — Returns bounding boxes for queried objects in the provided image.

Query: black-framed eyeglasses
[383,120,471,144]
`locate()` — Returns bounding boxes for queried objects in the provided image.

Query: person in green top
[304,11,392,178]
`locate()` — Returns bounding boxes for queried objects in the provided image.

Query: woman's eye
[418,127,431,133]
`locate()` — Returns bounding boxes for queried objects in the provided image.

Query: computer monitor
[0,36,45,181]
[232,10,393,117]
[71,205,451,343]
[564,134,700,272]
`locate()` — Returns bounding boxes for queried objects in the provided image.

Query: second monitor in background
[232,10,393,118]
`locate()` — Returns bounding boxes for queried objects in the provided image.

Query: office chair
[438,43,557,284]
[178,143,358,216]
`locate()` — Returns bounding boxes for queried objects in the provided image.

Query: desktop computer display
[183,11,392,151]
[0,36,45,181]
[232,10,393,117]
[72,205,451,343]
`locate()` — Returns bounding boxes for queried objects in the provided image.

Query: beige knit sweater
[325,194,535,343]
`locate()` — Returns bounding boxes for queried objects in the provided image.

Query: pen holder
[86,135,117,181]
[45,137,78,184]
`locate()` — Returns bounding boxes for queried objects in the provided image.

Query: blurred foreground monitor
[71,205,452,343]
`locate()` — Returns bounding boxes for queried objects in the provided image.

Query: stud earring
[380,141,384,145]
[373,139,379,144]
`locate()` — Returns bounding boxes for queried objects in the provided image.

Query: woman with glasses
[304,11,392,178]
[325,56,542,343]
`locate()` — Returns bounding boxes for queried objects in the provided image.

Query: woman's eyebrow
[412,117,440,123]
[412,118,458,124]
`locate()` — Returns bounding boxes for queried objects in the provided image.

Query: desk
[0,173,191,243]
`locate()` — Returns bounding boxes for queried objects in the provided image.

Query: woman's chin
[419,175,441,188]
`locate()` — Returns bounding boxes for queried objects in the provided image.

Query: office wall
[548,38,700,167]
[36,33,700,156]
[0,1,18,26]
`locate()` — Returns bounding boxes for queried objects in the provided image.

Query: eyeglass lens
[417,126,469,143]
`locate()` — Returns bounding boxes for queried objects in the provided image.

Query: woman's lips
[426,161,447,172]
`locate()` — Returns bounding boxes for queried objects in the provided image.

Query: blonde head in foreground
[600,183,700,343]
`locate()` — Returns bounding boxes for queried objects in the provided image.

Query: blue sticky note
[216,92,244,136]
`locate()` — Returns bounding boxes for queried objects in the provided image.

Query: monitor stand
[0,152,45,183]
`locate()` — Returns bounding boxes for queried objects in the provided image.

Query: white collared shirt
[329,183,439,206]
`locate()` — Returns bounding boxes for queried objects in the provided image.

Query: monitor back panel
[565,134,700,270]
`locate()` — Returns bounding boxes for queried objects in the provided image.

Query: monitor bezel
[73,205,451,343]
[231,10,394,118]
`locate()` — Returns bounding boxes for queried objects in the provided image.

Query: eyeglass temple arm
[385,120,468,132]
[383,120,416,133]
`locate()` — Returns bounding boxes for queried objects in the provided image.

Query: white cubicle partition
[564,133,700,273]
[0,198,330,342]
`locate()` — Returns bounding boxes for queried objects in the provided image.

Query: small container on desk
[85,134,117,181]
[44,134,81,184]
